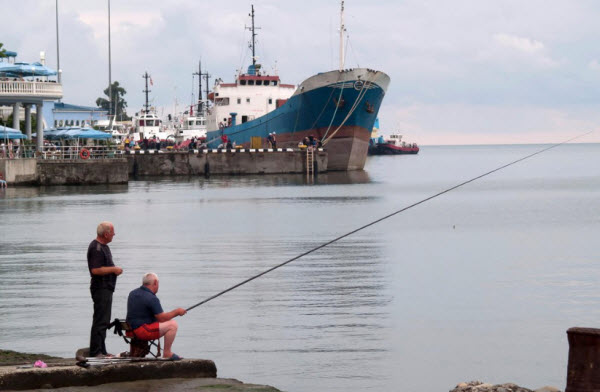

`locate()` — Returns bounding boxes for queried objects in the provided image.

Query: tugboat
[368,133,419,155]
[132,72,170,141]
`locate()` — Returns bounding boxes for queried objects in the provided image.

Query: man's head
[96,221,115,244]
[142,272,159,294]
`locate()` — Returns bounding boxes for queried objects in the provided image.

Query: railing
[1,145,202,160]
[0,146,124,160]
[0,80,63,99]
[0,145,323,160]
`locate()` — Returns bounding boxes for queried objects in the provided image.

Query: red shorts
[133,322,160,340]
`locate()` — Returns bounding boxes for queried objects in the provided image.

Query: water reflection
[134,169,372,188]
[0,184,129,199]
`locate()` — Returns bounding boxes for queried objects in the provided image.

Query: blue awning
[1,125,26,139]
[45,127,111,140]
[0,62,57,77]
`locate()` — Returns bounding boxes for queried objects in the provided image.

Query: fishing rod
[186,131,595,312]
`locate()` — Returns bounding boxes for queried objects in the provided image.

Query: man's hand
[114,266,123,276]
[176,308,187,317]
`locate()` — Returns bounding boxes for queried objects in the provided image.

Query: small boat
[368,133,419,155]
[174,106,207,142]
[132,72,172,141]
[95,116,129,143]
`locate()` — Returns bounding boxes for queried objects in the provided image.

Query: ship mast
[246,5,261,71]
[339,1,345,71]
[202,70,210,114]
[250,5,257,66]
[193,60,203,114]
[142,72,151,113]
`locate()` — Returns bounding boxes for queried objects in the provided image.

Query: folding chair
[109,318,161,358]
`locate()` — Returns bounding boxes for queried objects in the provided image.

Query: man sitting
[126,272,187,360]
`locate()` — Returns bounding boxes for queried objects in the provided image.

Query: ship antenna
[339,0,346,71]
[202,69,211,115]
[246,5,261,68]
[142,72,150,113]
[193,60,203,114]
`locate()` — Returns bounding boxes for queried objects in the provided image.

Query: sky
[3,0,600,145]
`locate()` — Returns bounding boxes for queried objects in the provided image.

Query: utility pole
[108,0,113,118]
[55,0,61,85]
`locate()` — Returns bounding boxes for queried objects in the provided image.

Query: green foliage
[96,81,130,120]
[0,42,6,58]
[0,114,37,131]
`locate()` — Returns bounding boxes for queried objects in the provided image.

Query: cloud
[588,59,600,71]
[3,0,600,144]
[493,33,544,53]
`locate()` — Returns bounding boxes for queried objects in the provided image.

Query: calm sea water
[1,144,599,391]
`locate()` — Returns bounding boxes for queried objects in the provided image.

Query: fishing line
[186,131,594,312]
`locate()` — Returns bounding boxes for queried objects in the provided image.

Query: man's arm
[91,266,123,276]
[155,308,186,323]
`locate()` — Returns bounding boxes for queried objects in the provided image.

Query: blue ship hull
[207,68,390,170]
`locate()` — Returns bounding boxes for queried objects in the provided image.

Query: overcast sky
[3,0,600,145]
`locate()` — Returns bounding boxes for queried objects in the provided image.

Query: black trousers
[89,288,113,356]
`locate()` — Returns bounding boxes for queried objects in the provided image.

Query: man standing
[126,272,187,360]
[87,221,123,358]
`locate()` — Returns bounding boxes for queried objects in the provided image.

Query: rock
[450,381,536,392]
[534,387,561,392]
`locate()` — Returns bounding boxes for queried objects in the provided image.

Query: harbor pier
[0,148,328,185]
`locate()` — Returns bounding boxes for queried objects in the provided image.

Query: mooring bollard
[566,327,600,392]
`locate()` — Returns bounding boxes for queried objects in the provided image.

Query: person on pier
[126,272,187,361]
[87,221,123,358]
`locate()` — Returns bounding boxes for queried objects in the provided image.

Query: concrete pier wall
[0,158,37,184]
[128,150,328,176]
[0,149,327,186]
[38,159,129,185]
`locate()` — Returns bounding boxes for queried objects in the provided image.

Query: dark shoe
[167,353,183,361]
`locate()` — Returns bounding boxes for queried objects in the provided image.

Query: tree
[0,42,7,58]
[0,114,37,132]
[96,81,129,121]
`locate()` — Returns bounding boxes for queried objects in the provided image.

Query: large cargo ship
[205,3,390,171]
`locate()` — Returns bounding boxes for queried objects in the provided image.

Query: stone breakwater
[451,381,561,392]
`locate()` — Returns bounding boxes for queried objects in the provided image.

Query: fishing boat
[368,133,419,155]
[174,62,208,142]
[95,116,129,143]
[172,107,207,142]
[205,3,390,171]
[132,72,171,141]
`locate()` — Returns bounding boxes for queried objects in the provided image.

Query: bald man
[87,221,123,358]
[126,272,186,360]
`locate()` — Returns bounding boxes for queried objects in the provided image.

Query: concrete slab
[0,359,216,391]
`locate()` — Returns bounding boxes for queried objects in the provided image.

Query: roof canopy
[0,62,57,77]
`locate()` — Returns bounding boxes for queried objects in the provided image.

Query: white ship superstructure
[206,66,296,132]
[133,108,168,141]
